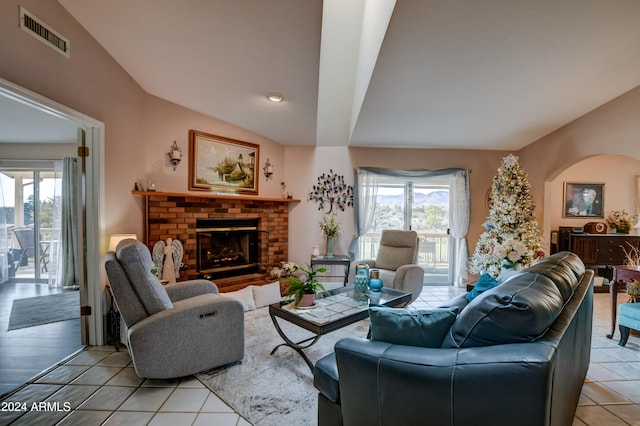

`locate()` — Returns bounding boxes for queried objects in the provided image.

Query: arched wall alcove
[542,154,640,253]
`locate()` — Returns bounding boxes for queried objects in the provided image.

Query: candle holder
[167,141,182,171]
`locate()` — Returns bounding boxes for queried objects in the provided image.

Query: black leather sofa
[314,252,594,426]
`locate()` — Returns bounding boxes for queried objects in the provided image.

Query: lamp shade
[109,234,137,251]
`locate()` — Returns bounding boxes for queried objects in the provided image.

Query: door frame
[0,77,105,345]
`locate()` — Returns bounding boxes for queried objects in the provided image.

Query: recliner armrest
[165,279,219,302]
[393,264,424,302]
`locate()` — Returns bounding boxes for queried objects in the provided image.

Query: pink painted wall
[0,0,285,242]
[1,0,639,272]
[283,146,508,267]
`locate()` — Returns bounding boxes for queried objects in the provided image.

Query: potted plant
[285,264,327,307]
[606,209,636,234]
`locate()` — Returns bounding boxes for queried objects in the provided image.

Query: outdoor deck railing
[358,232,449,267]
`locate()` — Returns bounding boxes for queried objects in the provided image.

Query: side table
[310,255,351,285]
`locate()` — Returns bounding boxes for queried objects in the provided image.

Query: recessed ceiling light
[267,92,284,102]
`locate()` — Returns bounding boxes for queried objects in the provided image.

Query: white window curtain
[59,157,79,289]
[450,170,470,287]
[0,176,7,284]
[348,169,378,259]
[47,160,63,287]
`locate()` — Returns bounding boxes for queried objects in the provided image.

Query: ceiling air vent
[19,7,70,57]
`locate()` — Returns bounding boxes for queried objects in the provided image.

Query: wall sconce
[167,141,182,171]
[263,158,274,180]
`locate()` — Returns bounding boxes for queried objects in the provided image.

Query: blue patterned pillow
[466,272,500,302]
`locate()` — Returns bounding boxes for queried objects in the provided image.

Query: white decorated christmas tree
[469,154,544,277]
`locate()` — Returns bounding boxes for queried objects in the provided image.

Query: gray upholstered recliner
[104,239,244,378]
[351,230,424,303]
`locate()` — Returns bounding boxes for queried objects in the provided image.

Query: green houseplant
[286,264,327,307]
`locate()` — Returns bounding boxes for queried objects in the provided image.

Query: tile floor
[0,287,639,425]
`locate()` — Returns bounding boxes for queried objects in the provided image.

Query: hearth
[196,218,259,279]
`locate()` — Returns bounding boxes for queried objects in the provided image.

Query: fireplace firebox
[196,218,259,279]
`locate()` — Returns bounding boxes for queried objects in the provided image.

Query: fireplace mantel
[132,189,296,291]
[132,190,300,203]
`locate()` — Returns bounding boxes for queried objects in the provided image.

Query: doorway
[0,78,104,397]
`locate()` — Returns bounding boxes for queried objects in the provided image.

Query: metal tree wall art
[308,169,354,213]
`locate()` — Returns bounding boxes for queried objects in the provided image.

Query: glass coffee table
[268,285,411,371]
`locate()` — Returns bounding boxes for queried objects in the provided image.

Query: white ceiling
[5,0,640,150]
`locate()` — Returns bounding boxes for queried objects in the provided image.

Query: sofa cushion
[370,307,457,348]
[524,257,580,303]
[116,239,173,316]
[442,271,564,348]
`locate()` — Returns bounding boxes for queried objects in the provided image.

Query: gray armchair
[351,230,424,303]
[104,239,244,378]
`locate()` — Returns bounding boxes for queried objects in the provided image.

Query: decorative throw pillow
[221,286,256,311]
[466,272,499,302]
[369,307,457,348]
[253,281,282,308]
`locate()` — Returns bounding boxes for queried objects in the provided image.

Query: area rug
[196,307,369,426]
[8,291,80,331]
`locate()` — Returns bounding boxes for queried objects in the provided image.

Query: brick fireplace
[133,191,298,291]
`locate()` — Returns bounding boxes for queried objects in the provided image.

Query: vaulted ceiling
[6,0,640,149]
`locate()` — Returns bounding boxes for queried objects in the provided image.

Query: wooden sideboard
[551,230,640,270]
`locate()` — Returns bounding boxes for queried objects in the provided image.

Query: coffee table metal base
[268,286,411,372]
[269,315,321,372]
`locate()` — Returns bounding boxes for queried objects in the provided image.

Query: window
[353,168,469,286]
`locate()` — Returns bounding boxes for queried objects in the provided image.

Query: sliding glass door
[0,163,61,283]
[359,174,452,285]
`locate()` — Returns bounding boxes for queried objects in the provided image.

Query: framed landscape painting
[563,182,604,218]
[189,130,259,194]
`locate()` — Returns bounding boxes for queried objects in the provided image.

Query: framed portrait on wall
[563,182,604,218]
[189,130,259,194]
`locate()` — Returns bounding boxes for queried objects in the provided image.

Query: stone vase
[325,237,334,258]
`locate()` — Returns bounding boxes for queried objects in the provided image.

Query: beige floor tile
[581,382,630,404]
[148,411,198,425]
[119,386,174,412]
[575,405,628,426]
[179,376,206,388]
[64,350,111,366]
[56,409,112,425]
[600,361,640,380]
[200,392,235,413]
[70,366,123,386]
[602,381,640,404]
[103,410,155,426]
[77,385,136,410]
[604,404,640,425]
[47,384,101,409]
[106,367,145,387]
[587,363,626,381]
[193,412,242,426]
[97,351,132,367]
[159,388,209,412]
[35,365,91,384]
[5,408,69,426]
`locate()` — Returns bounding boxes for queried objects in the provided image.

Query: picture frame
[563,182,604,218]
[189,130,259,194]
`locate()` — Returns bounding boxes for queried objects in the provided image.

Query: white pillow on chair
[221,286,256,311]
[253,281,282,308]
